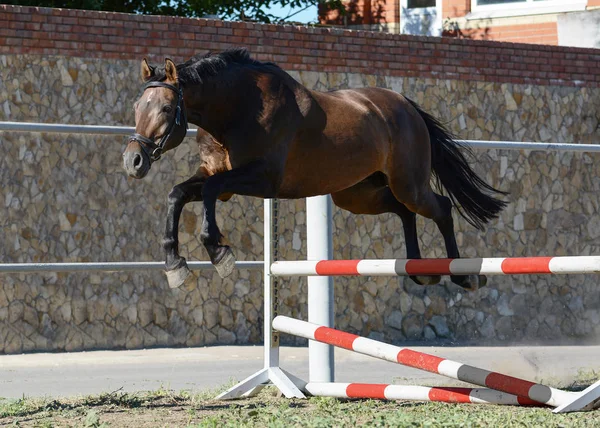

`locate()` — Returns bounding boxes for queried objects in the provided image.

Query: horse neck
[182,74,242,138]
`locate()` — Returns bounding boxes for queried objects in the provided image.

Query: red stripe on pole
[517,395,542,406]
[314,326,358,350]
[500,257,552,274]
[315,260,360,276]
[405,259,453,275]
[428,387,473,403]
[397,349,445,373]
[485,373,536,399]
[346,383,388,399]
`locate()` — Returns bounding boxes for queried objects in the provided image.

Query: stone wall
[2,50,600,353]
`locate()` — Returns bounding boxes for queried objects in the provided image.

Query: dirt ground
[3,383,600,428]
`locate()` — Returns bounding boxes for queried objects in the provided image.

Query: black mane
[148,47,279,86]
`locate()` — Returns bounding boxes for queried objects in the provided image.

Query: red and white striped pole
[271,256,600,277]
[305,383,541,406]
[273,316,575,408]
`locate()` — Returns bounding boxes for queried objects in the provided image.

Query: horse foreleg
[201,161,278,279]
[164,175,206,288]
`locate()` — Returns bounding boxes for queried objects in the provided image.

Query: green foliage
[84,410,109,428]
[3,0,345,23]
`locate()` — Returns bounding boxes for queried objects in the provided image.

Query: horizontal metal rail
[0,261,263,273]
[0,121,198,138]
[462,140,600,152]
[1,121,598,152]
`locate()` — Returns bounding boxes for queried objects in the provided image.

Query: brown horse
[123,48,506,291]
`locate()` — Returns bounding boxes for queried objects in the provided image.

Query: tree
[5,0,345,23]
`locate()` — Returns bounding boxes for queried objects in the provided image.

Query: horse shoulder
[196,128,232,176]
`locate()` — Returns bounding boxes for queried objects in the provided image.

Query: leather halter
[129,81,187,162]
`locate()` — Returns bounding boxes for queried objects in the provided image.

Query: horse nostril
[133,153,142,169]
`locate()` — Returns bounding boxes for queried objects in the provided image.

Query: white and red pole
[273,316,576,408]
[271,256,600,277]
[306,383,541,406]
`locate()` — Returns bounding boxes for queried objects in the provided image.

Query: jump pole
[273,316,600,413]
[305,383,540,406]
[271,256,600,276]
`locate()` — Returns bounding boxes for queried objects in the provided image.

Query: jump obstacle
[216,198,600,413]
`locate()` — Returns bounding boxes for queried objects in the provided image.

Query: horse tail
[405,97,508,230]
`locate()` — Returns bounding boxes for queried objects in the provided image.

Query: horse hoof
[214,247,236,278]
[451,274,487,292]
[410,275,442,286]
[165,263,192,289]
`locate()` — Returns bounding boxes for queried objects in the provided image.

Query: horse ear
[141,58,154,82]
[165,58,178,82]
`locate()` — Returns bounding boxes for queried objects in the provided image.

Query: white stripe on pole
[305,382,351,398]
[356,260,397,276]
[384,385,432,401]
[307,194,334,382]
[548,256,600,273]
[273,316,318,339]
[352,337,402,363]
[270,261,318,276]
[437,360,463,379]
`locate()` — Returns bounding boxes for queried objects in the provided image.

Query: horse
[122,48,507,291]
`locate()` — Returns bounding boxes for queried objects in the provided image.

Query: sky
[263,3,319,23]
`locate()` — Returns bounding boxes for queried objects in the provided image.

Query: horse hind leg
[390,182,486,291]
[331,174,441,286]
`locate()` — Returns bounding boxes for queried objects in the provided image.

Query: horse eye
[163,105,173,114]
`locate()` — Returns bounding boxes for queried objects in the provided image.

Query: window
[407,0,436,7]
[469,0,587,19]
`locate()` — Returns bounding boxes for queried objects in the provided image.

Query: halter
[129,81,187,162]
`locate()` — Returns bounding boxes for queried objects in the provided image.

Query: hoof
[451,274,487,292]
[410,275,442,286]
[213,247,236,278]
[165,262,192,289]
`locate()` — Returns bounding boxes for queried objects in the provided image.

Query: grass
[1,380,599,428]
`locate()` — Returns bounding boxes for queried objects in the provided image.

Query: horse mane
[147,47,281,86]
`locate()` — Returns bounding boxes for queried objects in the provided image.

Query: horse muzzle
[123,143,151,179]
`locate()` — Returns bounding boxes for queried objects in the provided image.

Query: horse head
[123,58,188,179]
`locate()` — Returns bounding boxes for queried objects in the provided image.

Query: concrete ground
[1,345,599,399]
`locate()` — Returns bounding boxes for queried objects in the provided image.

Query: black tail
[406,98,508,230]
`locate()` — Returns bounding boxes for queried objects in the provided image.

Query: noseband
[129,81,187,162]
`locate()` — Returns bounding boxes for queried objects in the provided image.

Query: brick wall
[443,0,471,18]
[319,0,400,30]
[1,5,599,88]
[445,21,559,46]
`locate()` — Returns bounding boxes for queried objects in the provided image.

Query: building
[320,0,600,47]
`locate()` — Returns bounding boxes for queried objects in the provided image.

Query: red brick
[0,5,597,88]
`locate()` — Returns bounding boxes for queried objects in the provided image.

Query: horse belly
[277,136,385,198]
